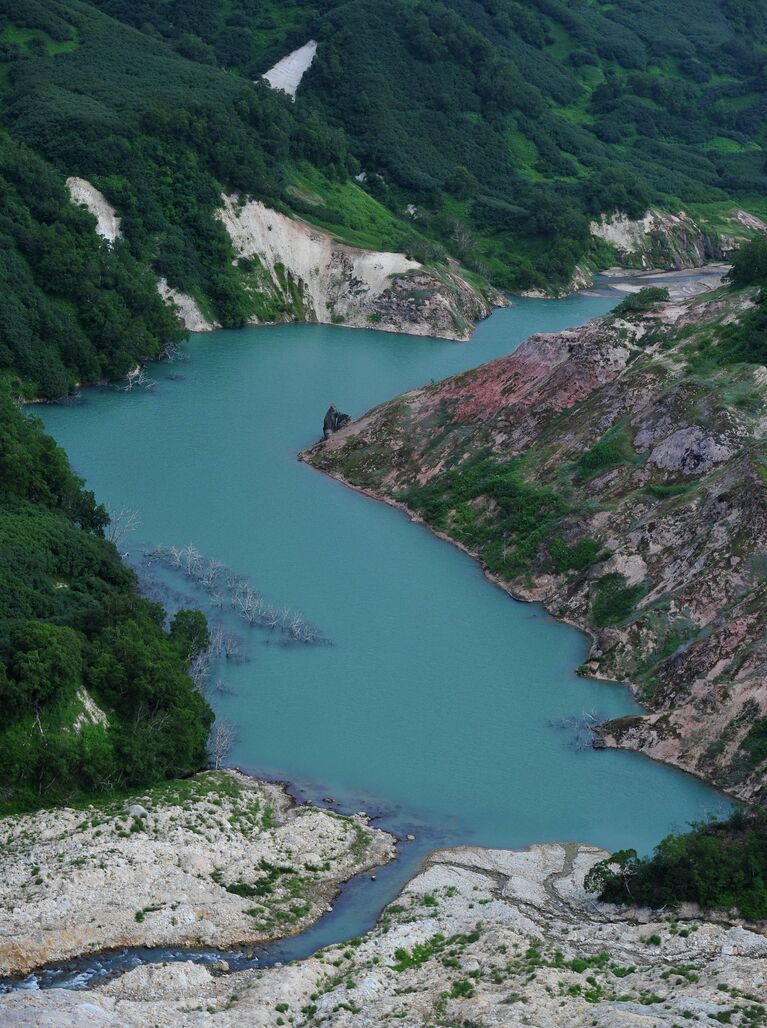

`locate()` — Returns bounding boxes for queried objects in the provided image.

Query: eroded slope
[305,289,767,801]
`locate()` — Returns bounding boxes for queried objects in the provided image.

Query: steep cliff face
[591,208,767,271]
[218,196,501,340]
[305,288,767,802]
[66,177,500,340]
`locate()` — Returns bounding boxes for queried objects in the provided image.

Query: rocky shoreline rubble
[0,770,395,978]
[3,840,765,1026]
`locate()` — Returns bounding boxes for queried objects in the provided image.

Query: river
[25,280,729,989]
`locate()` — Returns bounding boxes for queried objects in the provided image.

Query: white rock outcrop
[156,277,217,332]
[0,771,395,976]
[262,40,318,98]
[219,195,498,339]
[5,841,766,1026]
[66,176,121,243]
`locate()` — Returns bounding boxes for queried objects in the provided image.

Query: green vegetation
[575,430,637,479]
[0,0,762,400]
[740,717,767,769]
[729,237,767,289]
[613,287,671,318]
[402,457,571,577]
[585,810,767,920]
[590,573,645,628]
[0,135,184,399]
[0,386,213,812]
[392,929,481,972]
[0,0,354,392]
[548,537,603,574]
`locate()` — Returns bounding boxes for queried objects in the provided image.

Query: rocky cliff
[218,196,501,339]
[66,178,500,341]
[305,287,767,803]
[591,208,767,272]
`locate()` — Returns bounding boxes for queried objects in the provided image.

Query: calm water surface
[26,292,731,987]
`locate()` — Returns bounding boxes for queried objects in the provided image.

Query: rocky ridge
[0,770,394,977]
[3,841,766,1026]
[305,285,767,802]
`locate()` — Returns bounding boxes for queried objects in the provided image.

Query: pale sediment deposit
[4,842,766,1026]
[66,176,122,243]
[157,278,218,333]
[0,771,395,977]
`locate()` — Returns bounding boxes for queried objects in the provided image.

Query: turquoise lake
[39,289,729,882]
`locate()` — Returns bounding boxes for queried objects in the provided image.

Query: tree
[443,165,478,200]
[5,622,82,717]
[208,719,239,770]
[729,236,767,288]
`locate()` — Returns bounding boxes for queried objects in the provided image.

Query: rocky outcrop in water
[305,285,767,803]
[5,841,766,1026]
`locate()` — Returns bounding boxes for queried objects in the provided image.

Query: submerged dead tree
[147,544,329,645]
[548,710,604,751]
[105,506,141,546]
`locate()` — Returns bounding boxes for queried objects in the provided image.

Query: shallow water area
[24,280,730,989]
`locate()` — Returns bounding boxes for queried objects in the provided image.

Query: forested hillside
[1,0,765,397]
[91,0,767,287]
[0,387,213,811]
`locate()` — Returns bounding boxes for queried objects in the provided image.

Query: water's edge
[4,271,730,993]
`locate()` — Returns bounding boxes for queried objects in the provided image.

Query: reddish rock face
[306,288,767,803]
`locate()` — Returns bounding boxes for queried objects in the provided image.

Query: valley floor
[0,771,394,978]
[3,834,766,1026]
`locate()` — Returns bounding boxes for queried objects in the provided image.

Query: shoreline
[297,454,738,809]
[5,836,766,1024]
[0,769,397,980]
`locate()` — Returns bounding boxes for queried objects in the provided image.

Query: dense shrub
[585,810,767,920]
[403,457,571,576]
[575,431,637,479]
[590,572,644,627]
[613,287,671,317]
[0,386,213,811]
[729,237,767,289]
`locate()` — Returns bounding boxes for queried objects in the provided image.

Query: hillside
[91,0,767,288]
[1,0,766,397]
[0,387,213,812]
[305,252,767,804]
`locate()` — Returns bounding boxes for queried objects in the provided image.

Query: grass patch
[575,430,637,480]
[591,573,644,627]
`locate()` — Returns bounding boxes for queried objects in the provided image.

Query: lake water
[30,287,729,983]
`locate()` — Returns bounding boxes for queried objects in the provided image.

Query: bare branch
[208,719,239,770]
